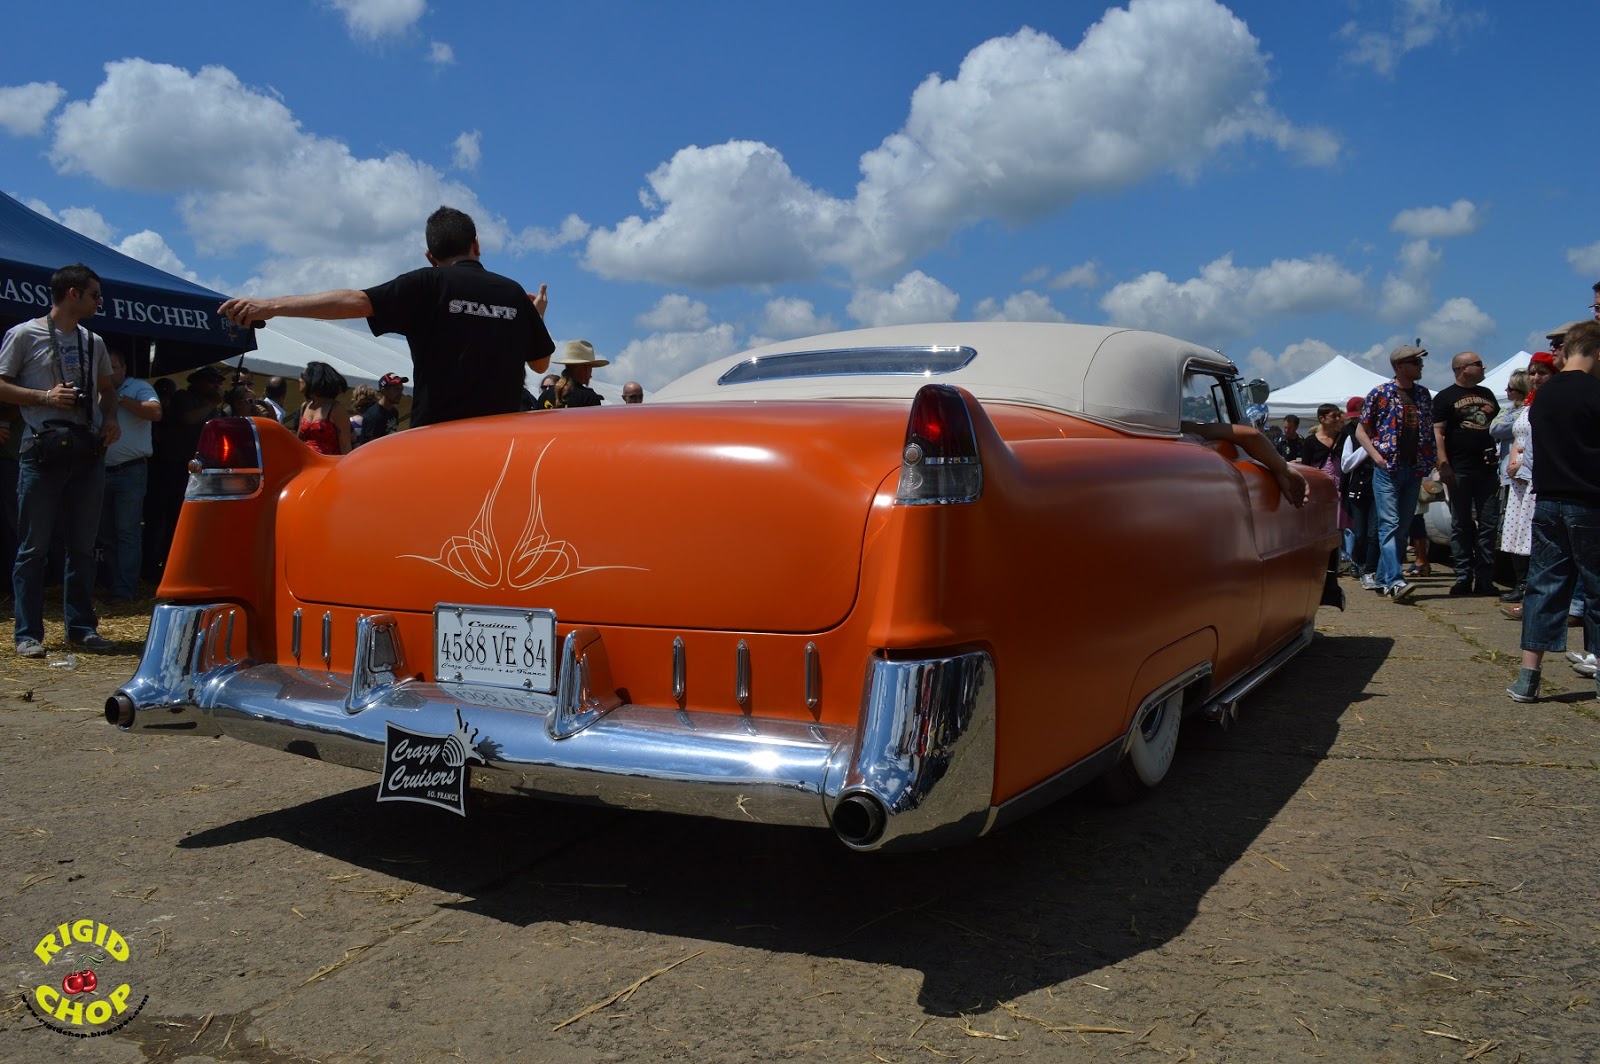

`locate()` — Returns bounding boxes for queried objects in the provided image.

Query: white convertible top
[652,322,1237,437]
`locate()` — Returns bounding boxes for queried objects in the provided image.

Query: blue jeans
[13,454,105,644]
[98,459,147,600]
[1373,465,1422,588]
[1345,496,1377,575]
[1520,500,1600,654]
[1448,466,1499,585]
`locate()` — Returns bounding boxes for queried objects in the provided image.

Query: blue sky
[1,0,1594,395]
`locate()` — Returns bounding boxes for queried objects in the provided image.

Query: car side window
[1182,371,1235,425]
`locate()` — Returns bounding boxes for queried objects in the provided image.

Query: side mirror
[1246,378,1271,406]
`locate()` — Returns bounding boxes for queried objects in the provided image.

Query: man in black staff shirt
[1432,350,1500,596]
[1508,321,1600,702]
[219,207,554,426]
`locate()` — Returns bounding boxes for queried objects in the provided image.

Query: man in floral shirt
[1355,344,1436,601]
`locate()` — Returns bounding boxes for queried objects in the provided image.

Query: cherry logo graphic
[60,969,98,995]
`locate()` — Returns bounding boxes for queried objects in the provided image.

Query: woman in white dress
[1501,353,1555,560]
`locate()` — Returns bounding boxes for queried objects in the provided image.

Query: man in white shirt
[98,349,162,602]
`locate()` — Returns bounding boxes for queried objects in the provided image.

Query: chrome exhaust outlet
[831,791,888,849]
[105,692,135,729]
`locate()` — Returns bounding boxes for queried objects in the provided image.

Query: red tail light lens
[195,418,260,470]
[896,384,983,505]
[187,417,262,499]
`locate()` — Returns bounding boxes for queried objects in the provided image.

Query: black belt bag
[30,419,101,469]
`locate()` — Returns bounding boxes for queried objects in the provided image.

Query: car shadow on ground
[179,632,1390,1016]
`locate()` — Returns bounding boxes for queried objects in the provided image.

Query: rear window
[717,346,977,385]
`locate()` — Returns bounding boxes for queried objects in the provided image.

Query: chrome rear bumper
[108,604,996,852]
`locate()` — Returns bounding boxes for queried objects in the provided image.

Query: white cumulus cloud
[1390,198,1482,239]
[1339,0,1485,77]
[758,297,837,339]
[973,291,1068,323]
[1378,238,1441,322]
[606,324,741,392]
[1418,296,1495,356]
[0,82,65,136]
[511,214,590,253]
[451,130,480,171]
[1566,240,1600,275]
[429,41,455,66]
[636,294,711,332]
[848,271,959,327]
[585,0,1337,287]
[1242,337,1387,389]
[1099,254,1366,346]
[1046,261,1102,290]
[328,0,427,40]
[47,59,511,295]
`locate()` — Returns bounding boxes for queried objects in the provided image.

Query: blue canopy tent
[0,191,254,375]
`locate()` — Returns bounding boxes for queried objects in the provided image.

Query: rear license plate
[434,604,556,693]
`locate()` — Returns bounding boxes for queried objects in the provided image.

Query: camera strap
[38,318,93,436]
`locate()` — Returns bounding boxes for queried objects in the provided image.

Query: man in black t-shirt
[357,372,406,445]
[1432,351,1500,596]
[1508,322,1600,702]
[219,207,555,427]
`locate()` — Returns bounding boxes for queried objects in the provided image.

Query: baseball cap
[1345,395,1364,415]
[379,372,409,387]
[1388,344,1427,365]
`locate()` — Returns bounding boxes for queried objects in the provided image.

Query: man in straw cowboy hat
[219,206,555,427]
[538,340,608,409]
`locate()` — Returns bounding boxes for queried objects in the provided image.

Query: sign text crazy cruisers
[448,299,520,320]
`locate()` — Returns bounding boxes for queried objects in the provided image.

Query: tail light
[895,384,983,505]
[187,418,263,499]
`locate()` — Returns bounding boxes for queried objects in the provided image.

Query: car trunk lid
[280,402,906,632]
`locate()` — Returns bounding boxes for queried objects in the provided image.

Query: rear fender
[158,417,327,661]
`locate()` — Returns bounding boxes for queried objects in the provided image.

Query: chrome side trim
[1120,664,1211,757]
[735,640,750,707]
[804,642,819,710]
[826,651,995,852]
[672,637,686,701]
[321,611,332,667]
[291,609,302,660]
[1199,622,1313,727]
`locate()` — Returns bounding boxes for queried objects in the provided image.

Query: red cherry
[81,969,98,993]
[61,971,86,995]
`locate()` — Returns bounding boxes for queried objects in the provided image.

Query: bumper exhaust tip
[106,692,135,729]
[832,792,888,850]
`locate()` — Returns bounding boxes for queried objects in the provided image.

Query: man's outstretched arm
[219,290,374,327]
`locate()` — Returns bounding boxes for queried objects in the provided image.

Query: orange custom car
[108,323,1342,851]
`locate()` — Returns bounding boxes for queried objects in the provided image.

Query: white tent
[238,318,413,390]
[1483,350,1533,398]
[1266,355,1390,420]
[243,319,628,405]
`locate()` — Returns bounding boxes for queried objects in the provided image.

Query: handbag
[31,418,101,468]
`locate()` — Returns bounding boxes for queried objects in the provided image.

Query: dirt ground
[1,580,1597,1063]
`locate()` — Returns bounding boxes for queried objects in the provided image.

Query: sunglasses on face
[1395,357,1424,366]
[1458,360,1483,370]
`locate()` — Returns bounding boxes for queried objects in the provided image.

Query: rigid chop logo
[25,917,147,1037]
[377,708,486,815]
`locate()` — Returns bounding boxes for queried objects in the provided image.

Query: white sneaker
[1361,574,1378,591]
[1565,651,1589,664]
[1389,581,1417,603]
[1573,654,1598,678]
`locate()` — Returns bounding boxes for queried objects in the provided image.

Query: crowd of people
[0,207,650,654]
[1286,294,1600,702]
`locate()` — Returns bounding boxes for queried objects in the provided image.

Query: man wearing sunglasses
[1355,344,1436,601]
[1433,351,1500,596]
